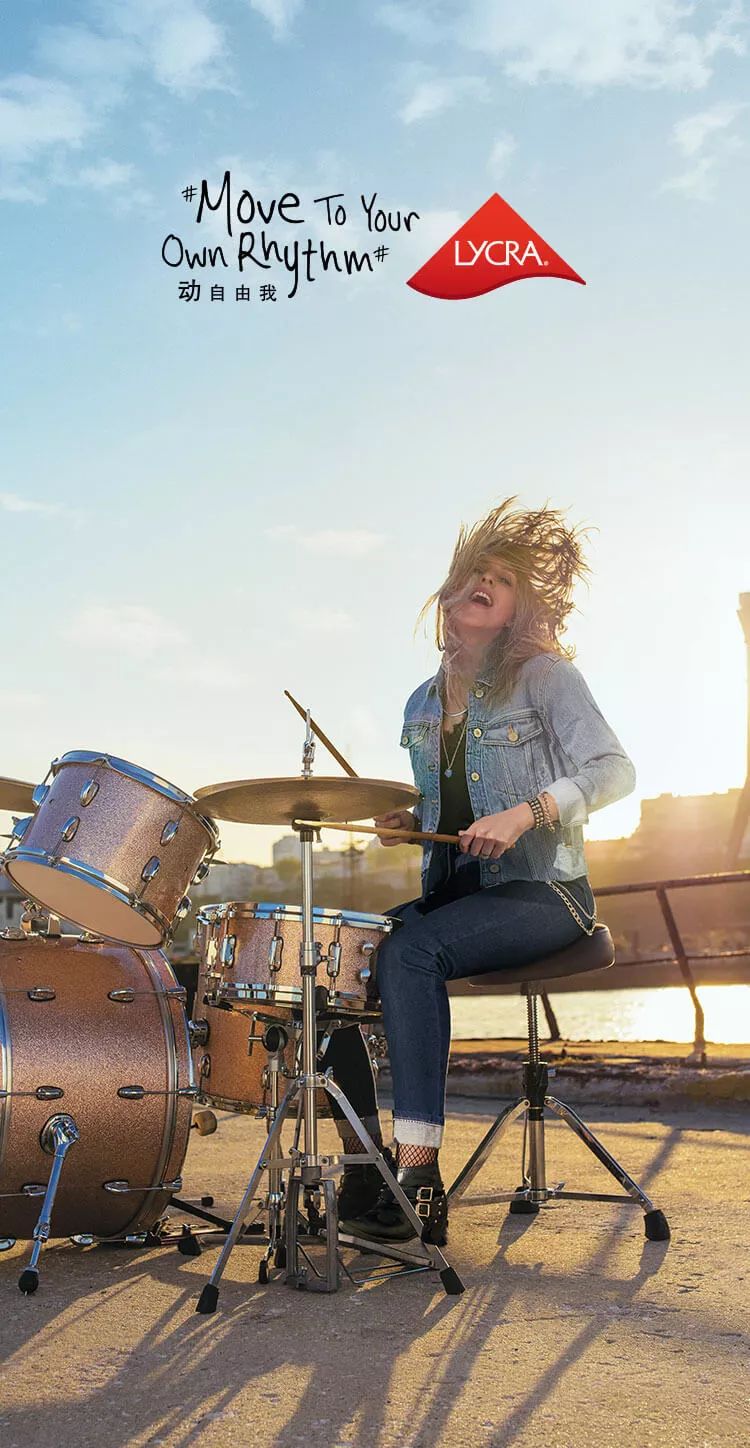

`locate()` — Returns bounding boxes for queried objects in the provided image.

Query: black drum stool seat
[447,924,670,1241]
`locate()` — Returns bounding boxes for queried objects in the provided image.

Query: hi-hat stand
[195,712,464,1313]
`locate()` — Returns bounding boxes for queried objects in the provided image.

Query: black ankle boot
[340,1162,448,1246]
[336,1147,394,1220]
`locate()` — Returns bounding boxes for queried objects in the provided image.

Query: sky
[1,0,749,865]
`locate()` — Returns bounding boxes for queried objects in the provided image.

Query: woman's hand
[458,805,534,859]
[373,810,418,846]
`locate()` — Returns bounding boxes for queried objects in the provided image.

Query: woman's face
[449,555,518,643]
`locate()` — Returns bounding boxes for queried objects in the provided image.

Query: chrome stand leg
[545,1096,657,1212]
[324,1078,464,1294]
[19,1113,79,1295]
[446,1100,528,1203]
[195,1085,297,1314]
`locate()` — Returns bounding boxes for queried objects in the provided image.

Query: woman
[323,496,636,1244]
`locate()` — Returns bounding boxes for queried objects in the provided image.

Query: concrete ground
[0,1096,748,1448]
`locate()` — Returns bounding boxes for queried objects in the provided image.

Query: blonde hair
[418,495,595,707]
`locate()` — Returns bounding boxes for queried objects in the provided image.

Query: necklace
[441,718,467,779]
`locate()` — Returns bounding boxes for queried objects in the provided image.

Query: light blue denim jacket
[400,652,636,889]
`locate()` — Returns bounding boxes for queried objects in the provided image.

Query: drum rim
[2,849,171,945]
[216,981,369,1011]
[50,752,220,845]
[196,900,394,932]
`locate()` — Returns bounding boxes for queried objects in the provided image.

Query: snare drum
[1,752,219,947]
[0,930,193,1240]
[196,901,392,1014]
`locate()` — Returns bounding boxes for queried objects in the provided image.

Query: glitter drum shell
[196,900,392,1015]
[2,752,219,947]
[191,914,331,1116]
[0,932,193,1241]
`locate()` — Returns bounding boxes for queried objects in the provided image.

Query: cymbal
[0,777,36,814]
[194,776,420,826]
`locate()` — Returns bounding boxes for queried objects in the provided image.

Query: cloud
[399,73,489,123]
[247,0,305,37]
[376,3,442,44]
[0,75,93,162]
[488,131,517,178]
[0,492,64,516]
[62,604,187,656]
[400,207,464,258]
[1,3,228,201]
[75,158,136,188]
[380,1,747,91]
[671,100,746,154]
[265,526,386,557]
[662,99,746,199]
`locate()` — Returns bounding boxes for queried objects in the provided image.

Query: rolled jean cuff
[393,1117,444,1148]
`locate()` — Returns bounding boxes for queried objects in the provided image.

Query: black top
[437,724,474,837]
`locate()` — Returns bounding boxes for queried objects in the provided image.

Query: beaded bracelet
[525,792,555,832]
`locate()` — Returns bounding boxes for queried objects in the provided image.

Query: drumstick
[284,691,358,778]
[293,818,461,846]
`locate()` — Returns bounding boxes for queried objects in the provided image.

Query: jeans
[322,845,596,1148]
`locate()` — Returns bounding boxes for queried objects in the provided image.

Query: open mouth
[469,589,493,608]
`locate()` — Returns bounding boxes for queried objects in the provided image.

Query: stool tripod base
[448,1057,670,1242]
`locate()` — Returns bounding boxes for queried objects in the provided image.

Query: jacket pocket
[400,720,431,804]
[480,710,551,801]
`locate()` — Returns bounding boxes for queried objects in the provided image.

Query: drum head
[5,860,163,947]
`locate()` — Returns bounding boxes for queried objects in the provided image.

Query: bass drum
[0,931,194,1240]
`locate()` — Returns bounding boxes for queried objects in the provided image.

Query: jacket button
[507,725,519,742]
[489,864,500,873]
[401,734,409,745]
[472,728,482,738]
[473,688,485,698]
[470,771,480,782]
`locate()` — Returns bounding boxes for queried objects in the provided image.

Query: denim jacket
[400,652,636,889]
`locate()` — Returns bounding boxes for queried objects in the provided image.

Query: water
[450,983,750,1046]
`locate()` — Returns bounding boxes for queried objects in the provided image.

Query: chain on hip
[545,879,598,937]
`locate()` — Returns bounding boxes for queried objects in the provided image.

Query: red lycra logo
[407,193,585,300]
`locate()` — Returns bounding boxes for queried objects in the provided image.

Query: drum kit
[0,703,465,1309]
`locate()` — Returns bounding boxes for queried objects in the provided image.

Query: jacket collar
[428,664,491,696]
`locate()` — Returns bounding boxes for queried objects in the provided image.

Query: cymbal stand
[195,713,464,1314]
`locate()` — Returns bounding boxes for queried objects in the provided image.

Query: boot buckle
[415,1186,434,1220]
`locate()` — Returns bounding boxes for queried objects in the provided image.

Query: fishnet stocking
[342,1130,382,1157]
[396,1142,439,1169]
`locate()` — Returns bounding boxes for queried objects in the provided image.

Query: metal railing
[543,869,750,1065]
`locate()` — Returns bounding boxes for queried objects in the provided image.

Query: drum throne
[447,923,671,1240]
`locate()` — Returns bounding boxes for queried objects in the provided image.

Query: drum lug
[188,1018,210,1048]
[357,966,372,985]
[60,816,80,843]
[221,934,237,968]
[36,1085,64,1101]
[108,988,135,1003]
[175,896,191,921]
[160,820,179,845]
[31,783,49,809]
[27,987,56,1002]
[192,861,210,884]
[79,780,99,807]
[326,941,342,980]
[141,856,161,884]
[10,815,31,840]
[268,927,283,971]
